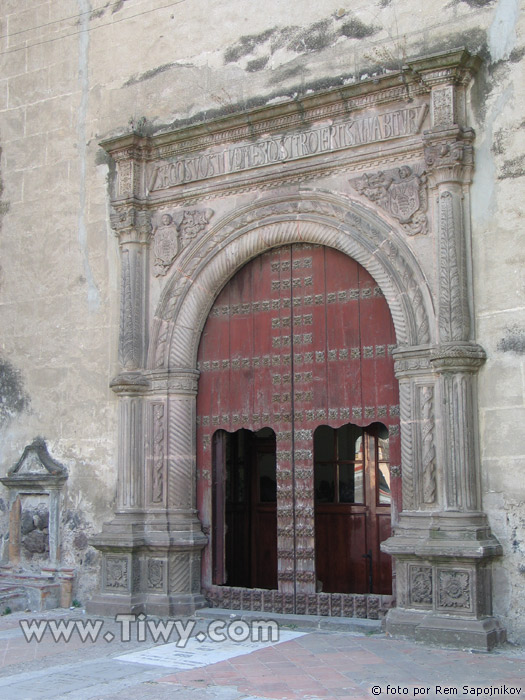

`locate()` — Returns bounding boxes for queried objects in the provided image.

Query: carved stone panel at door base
[437,569,472,612]
[104,556,130,592]
[147,558,166,592]
[132,557,142,594]
[203,587,391,619]
[409,566,433,608]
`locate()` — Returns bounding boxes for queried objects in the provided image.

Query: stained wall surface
[0,0,524,639]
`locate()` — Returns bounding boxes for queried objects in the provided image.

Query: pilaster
[382,54,505,649]
[87,370,207,616]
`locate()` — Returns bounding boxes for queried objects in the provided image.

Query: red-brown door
[196,243,400,605]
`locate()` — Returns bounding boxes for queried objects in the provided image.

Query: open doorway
[314,422,392,595]
[212,427,277,590]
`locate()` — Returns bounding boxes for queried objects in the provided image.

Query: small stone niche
[0,438,74,610]
[20,496,50,565]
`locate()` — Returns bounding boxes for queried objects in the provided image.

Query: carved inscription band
[150,105,427,190]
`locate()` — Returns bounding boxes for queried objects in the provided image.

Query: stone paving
[0,609,523,700]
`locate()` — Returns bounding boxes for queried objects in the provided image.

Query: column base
[384,608,506,651]
[381,511,506,650]
[86,592,208,617]
[87,511,208,617]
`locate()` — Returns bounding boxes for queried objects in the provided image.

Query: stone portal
[87,48,505,649]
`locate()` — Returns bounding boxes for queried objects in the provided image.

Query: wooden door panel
[315,510,368,594]
[374,512,393,595]
[252,506,277,590]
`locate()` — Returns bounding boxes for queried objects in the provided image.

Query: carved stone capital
[393,346,433,378]
[430,342,486,373]
[101,132,152,201]
[147,369,200,396]
[110,204,152,245]
[407,48,481,88]
[110,372,150,395]
[406,49,481,130]
[423,127,475,185]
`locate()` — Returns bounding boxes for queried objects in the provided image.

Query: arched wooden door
[196,243,400,614]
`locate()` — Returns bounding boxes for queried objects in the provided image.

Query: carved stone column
[88,134,207,616]
[382,54,505,649]
[87,135,154,615]
[141,370,207,615]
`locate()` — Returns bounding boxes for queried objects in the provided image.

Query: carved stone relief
[119,249,144,370]
[437,190,470,343]
[147,558,165,591]
[350,164,428,235]
[409,565,433,606]
[153,195,433,370]
[431,86,455,127]
[438,569,471,610]
[152,208,214,277]
[420,386,436,505]
[151,403,165,504]
[105,556,129,591]
[88,49,506,649]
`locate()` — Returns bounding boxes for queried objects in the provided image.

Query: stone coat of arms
[152,208,214,276]
[350,165,428,235]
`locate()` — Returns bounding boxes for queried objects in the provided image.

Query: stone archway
[151,193,433,370]
[87,48,505,649]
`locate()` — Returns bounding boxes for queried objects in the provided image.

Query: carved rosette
[438,569,471,610]
[350,164,428,235]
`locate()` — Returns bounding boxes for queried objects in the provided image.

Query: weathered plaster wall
[0,0,523,636]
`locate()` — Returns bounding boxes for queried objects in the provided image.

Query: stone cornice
[100,48,478,166]
[405,48,481,89]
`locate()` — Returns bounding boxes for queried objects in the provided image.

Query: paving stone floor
[0,609,523,700]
